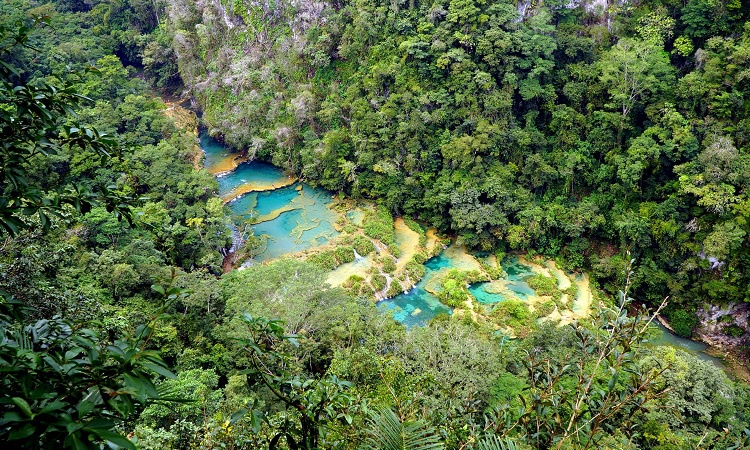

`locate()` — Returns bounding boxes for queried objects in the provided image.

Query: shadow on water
[647,322,725,368]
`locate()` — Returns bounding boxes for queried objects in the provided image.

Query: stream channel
[201,133,724,366]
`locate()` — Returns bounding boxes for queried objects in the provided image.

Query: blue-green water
[649,322,724,368]
[200,133,235,173]
[468,283,509,305]
[467,257,537,305]
[255,187,301,217]
[217,160,288,196]
[502,258,537,300]
[346,210,365,226]
[382,254,541,326]
[201,133,338,263]
[200,135,726,369]
[379,252,454,327]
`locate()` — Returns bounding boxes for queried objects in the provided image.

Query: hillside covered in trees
[3,0,750,449]
[167,0,750,337]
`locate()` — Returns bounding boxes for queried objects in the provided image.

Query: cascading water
[200,132,338,264]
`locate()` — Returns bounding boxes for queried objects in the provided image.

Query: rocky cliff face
[164,0,332,148]
[518,0,625,24]
[695,302,750,350]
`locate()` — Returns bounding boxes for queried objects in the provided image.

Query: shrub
[534,300,556,318]
[334,246,355,264]
[371,274,387,292]
[491,299,533,329]
[403,216,423,234]
[726,324,745,338]
[438,270,472,308]
[307,251,337,271]
[527,274,558,296]
[353,235,376,256]
[343,274,372,297]
[363,205,395,244]
[343,274,364,287]
[669,309,697,338]
[386,280,402,298]
[405,261,426,280]
[381,256,397,273]
[528,274,562,302]
[412,252,427,264]
[563,283,578,298]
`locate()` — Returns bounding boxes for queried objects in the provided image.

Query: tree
[0,19,177,449]
[0,291,177,449]
[597,38,674,141]
[482,265,673,450]
[0,19,134,236]
[360,406,444,450]
[234,315,357,450]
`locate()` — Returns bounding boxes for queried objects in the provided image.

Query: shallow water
[346,210,365,226]
[218,161,295,202]
[649,322,724,368]
[200,133,247,174]
[326,253,375,286]
[466,256,538,305]
[468,282,509,305]
[393,218,420,272]
[379,251,456,327]
[202,133,338,263]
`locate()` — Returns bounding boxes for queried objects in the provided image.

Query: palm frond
[360,406,443,450]
[472,435,520,450]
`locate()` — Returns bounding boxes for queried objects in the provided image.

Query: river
[200,133,727,368]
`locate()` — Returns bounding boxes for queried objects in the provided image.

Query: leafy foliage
[0,294,177,449]
[361,406,443,450]
[0,19,135,236]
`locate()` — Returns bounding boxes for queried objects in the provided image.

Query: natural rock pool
[202,133,338,263]
[199,134,729,369]
[200,133,583,325]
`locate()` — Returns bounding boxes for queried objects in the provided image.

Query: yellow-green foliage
[413,251,427,264]
[343,274,373,297]
[405,260,426,280]
[563,283,578,298]
[480,258,504,280]
[353,235,376,255]
[528,274,562,303]
[534,300,556,318]
[403,216,423,234]
[437,269,476,308]
[307,246,356,270]
[380,255,397,273]
[334,246,355,264]
[306,250,337,270]
[371,273,387,291]
[363,205,395,244]
[491,299,534,331]
[386,280,402,297]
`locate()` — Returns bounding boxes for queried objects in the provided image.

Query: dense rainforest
[3,0,750,449]
[168,0,750,337]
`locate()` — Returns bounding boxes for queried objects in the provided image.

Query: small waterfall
[353,249,364,260]
[227,225,243,254]
[376,273,392,300]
